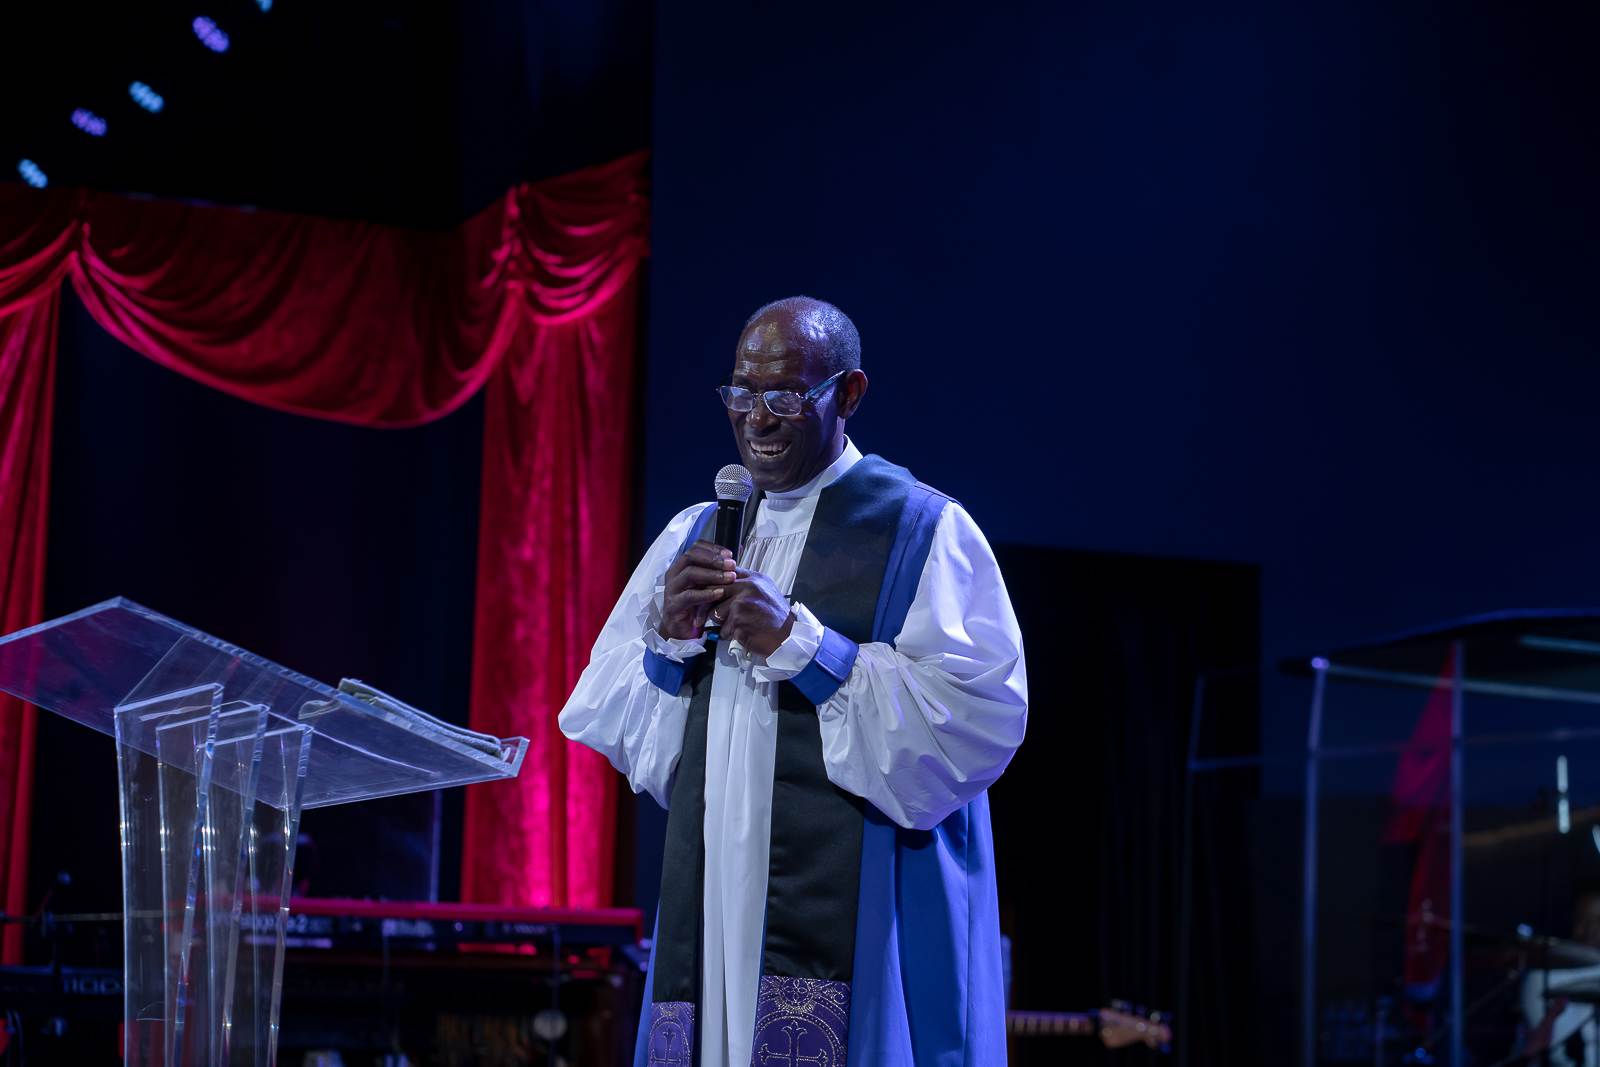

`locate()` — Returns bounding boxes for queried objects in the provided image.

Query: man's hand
[711,569,796,659]
[659,541,736,640]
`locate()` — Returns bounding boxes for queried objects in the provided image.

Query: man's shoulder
[856,452,958,508]
[643,501,716,559]
[664,500,715,527]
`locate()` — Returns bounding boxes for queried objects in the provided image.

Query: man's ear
[839,370,868,420]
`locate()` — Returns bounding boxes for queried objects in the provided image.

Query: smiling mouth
[747,439,791,461]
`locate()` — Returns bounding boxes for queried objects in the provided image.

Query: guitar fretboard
[1006,1010,1097,1037]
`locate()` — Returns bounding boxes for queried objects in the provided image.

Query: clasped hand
[659,541,795,657]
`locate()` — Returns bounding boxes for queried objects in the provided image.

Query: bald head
[727,295,869,492]
[741,296,861,378]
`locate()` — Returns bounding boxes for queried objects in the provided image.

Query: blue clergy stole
[634,455,1008,1067]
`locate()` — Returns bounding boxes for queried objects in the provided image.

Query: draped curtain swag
[0,150,647,945]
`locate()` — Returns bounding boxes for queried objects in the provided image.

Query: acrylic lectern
[0,599,528,1066]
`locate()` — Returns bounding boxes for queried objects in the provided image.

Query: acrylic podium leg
[115,684,312,1066]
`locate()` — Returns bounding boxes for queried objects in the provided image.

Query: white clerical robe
[558,439,1028,1067]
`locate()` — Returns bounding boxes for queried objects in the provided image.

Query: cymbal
[1508,935,1600,970]
[1376,914,1600,969]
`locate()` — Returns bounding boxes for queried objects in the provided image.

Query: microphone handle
[712,499,745,556]
[704,498,744,639]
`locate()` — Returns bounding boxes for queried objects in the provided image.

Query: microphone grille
[714,464,755,503]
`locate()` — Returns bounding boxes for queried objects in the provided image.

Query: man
[1520,888,1600,1066]
[560,296,1028,1066]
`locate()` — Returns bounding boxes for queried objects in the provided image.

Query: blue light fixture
[71,108,108,137]
[129,82,165,113]
[193,16,229,53]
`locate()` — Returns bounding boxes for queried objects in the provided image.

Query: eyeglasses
[716,369,847,418]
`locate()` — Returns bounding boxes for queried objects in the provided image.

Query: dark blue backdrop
[643,2,1600,672]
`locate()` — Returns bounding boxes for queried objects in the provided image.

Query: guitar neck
[1007,1010,1099,1037]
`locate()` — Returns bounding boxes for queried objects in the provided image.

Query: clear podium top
[0,599,527,810]
[1281,608,1600,704]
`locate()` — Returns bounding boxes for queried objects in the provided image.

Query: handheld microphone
[705,464,753,638]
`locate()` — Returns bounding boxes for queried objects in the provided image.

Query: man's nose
[747,397,778,430]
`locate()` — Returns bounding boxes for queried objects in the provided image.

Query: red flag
[1385,651,1456,1000]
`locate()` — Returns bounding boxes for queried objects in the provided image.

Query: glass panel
[1307,612,1600,704]
[1315,742,1418,1066]
[0,599,527,809]
[1461,709,1600,1067]
[117,684,313,1066]
[1189,617,1600,1067]
[0,600,528,1066]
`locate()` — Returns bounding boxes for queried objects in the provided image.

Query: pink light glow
[71,108,108,137]
[192,16,229,52]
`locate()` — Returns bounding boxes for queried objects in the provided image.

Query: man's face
[727,313,846,493]
[1575,894,1600,948]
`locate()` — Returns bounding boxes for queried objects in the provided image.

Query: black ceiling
[0,0,652,228]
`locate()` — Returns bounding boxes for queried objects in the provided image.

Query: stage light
[71,108,108,137]
[17,160,47,188]
[1558,755,1571,834]
[193,16,230,52]
[1311,657,1329,671]
[256,0,271,9]
[129,82,165,113]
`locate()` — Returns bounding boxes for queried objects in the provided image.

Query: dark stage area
[990,545,1259,1065]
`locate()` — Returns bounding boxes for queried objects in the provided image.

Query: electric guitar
[1007,1003,1173,1051]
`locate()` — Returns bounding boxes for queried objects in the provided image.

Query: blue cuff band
[791,627,859,706]
[643,647,693,695]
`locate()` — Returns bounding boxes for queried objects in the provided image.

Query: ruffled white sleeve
[812,502,1029,830]
[558,503,711,808]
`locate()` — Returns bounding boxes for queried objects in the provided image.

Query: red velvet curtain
[5,186,515,425]
[462,172,646,908]
[0,290,58,963]
[0,150,647,928]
